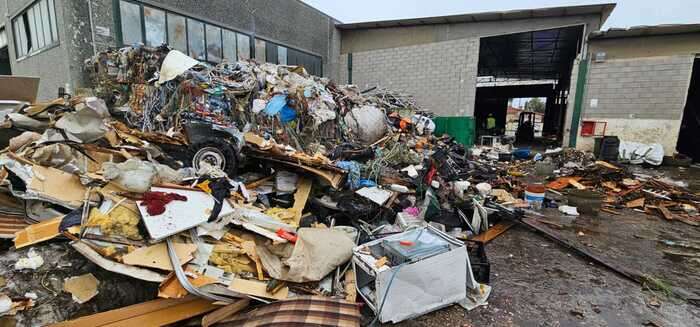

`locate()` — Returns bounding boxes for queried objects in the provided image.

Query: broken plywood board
[14,216,62,249]
[469,221,517,244]
[158,272,218,299]
[568,179,587,190]
[626,198,645,208]
[28,165,86,208]
[228,278,288,300]
[71,241,167,283]
[546,177,582,190]
[63,273,99,304]
[122,242,197,271]
[137,186,234,241]
[50,296,218,327]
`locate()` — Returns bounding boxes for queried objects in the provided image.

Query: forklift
[515,112,536,144]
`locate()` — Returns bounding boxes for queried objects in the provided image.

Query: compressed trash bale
[344,105,387,144]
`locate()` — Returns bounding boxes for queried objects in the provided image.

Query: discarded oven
[352,225,472,323]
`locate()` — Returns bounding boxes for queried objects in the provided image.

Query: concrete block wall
[340,38,479,117]
[577,55,695,154]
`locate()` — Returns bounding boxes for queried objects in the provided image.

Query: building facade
[577,27,700,155]
[0,0,341,100]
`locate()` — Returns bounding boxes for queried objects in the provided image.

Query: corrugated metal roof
[589,24,700,40]
[336,3,616,30]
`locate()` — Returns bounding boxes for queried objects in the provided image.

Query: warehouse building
[578,25,700,160]
[336,3,617,147]
[0,0,340,100]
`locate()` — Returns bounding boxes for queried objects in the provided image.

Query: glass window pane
[144,6,165,47]
[39,0,52,45]
[48,0,58,42]
[277,46,287,65]
[222,29,237,62]
[13,19,26,57]
[187,19,205,60]
[0,28,6,48]
[28,9,40,51]
[254,39,265,62]
[205,25,222,63]
[236,33,250,60]
[120,1,142,45]
[166,13,186,53]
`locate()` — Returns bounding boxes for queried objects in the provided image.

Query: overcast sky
[301,0,700,28]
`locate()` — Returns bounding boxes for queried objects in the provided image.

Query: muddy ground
[395,166,700,327]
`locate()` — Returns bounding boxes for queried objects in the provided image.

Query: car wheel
[191,140,237,177]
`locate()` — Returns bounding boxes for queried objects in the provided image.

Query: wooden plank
[568,179,587,190]
[657,206,674,221]
[201,299,250,327]
[345,268,357,303]
[469,221,516,244]
[104,298,217,327]
[14,216,62,249]
[601,208,622,215]
[291,177,312,226]
[50,297,206,327]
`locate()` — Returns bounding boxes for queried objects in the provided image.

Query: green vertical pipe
[569,56,589,148]
[347,53,353,84]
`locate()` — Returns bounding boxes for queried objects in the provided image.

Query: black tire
[190,138,238,177]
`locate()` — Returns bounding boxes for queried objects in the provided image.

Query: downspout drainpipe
[87,0,97,56]
[568,56,589,148]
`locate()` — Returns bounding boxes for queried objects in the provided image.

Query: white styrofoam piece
[355,187,394,205]
[137,187,234,241]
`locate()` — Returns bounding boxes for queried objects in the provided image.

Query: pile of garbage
[0,46,490,325]
[469,144,700,225]
[1,45,697,325]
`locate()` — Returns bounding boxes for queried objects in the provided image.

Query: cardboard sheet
[137,187,234,241]
[122,242,197,271]
[63,273,99,304]
[0,76,39,103]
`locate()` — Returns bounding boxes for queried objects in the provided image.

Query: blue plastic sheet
[336,161,362,189]
[279,106,297,123]
[264,94,288,116]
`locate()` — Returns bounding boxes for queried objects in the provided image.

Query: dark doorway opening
[0,46,11,75]
[677,57,700,162]
[0,27,9,75]
[475,25,584,148]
